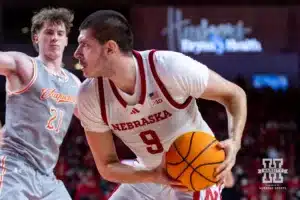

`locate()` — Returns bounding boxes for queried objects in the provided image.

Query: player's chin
[83,70,98,79]
[45,52,60,60]
[82,73,92,78]
[81,68,91,77]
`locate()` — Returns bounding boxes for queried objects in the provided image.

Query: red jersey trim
[148,50,193,109]
[109,50,147,108]
[98,77,108,125]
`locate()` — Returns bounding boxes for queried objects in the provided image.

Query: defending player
[0,8,80,199]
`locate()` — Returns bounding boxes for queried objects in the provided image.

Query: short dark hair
[31,7,74,51]
[79,10,134,54]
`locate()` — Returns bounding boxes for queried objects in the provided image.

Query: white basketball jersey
[95,50,213,170]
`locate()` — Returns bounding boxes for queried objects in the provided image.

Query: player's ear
[32,34,38,44]
[105,40,118,55]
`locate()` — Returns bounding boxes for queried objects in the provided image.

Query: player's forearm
[84,130,154,184]
[100,162,155,184]
[223,86,247,148]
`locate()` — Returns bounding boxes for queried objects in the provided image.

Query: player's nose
[73,48,81,59]
[51,33,59,42]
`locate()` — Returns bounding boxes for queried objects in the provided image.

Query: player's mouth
[50,44,60,49]
[78,60,87,70]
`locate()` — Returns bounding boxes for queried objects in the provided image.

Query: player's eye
[45,30,54,35]
[58,31,65,36]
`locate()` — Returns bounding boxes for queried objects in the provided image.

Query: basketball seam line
[172,132,196,180]
[190,161,224,187]
[174,139,217,180]
[167,132,195,165]
[188,140,219,191]
[166,132,195,177]
[173,139,218,190]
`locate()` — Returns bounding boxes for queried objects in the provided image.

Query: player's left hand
[214,138,240,186]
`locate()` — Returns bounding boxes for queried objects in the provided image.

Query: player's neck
[110,55,136,95]
[37,54,63,73]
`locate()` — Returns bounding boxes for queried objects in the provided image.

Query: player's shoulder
[153,50,207,76]
[6,52,35,66]
[6,51,34,68]
[78,78,97,97]
[136,49,192,68]
[136,49,185,62]
[6,51,30,58]
[154,50,205,68]
[136,49,208,78]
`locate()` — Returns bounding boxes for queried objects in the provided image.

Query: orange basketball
[166,131,225,191]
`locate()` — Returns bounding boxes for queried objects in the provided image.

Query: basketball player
[0,8,80,199]
[75,10,246,199]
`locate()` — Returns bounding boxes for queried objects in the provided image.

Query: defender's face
[74,29,108,78]
[34,21,68,59]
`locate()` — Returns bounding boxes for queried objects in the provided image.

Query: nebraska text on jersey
[40,88,76,104]
[111,110,172,131]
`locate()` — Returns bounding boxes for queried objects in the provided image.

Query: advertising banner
[131,6,289,55]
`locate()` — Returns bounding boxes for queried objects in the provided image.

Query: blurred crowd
[50,77,300,200]
[201,87,300,200]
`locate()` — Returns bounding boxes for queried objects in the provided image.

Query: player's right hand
[151,166,191,192]
[151,155,191,192]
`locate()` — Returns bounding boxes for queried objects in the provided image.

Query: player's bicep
[200,69,244,104]
[0,52,17,76]
[85,130,119,174]
[0,52,32,77]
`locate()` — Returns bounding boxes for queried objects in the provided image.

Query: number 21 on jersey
[46,107,64,133]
